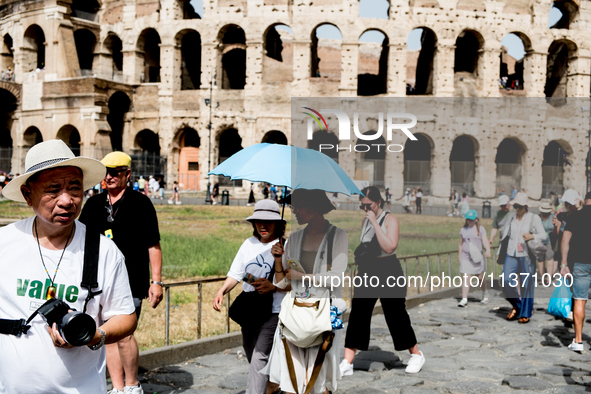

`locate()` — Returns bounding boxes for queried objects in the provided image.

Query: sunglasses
[106,168,128,177]
[513,204,524,210]
[359,203,374,211]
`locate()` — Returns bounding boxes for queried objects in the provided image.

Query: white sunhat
[246,200,285,222]
[498,195,510,206]
[2,139,106,203]
[510,192,529,207]
[562,189,581,206]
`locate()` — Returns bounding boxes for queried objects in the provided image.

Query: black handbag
[496,219,512,265]
[354,213,388,265]
[229,270,274,329]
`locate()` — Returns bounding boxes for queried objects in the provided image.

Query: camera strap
[81,229,102,314]
[0,229,103,337]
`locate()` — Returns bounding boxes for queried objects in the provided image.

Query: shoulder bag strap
[81,229,103,313]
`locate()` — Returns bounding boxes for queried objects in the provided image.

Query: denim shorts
[572,263,591,300]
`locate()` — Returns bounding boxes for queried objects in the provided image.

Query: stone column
[159,42,175,95]
[339,41,358,97]
[385,147,404,199]
[292,40,311,97]
[522,50,547,97]
[430,136,451,198]
[522,136,543,200]
[433,42,455,97]
[245,40,263,98]
[566,49,591,97]
[387,39,406,97]
[479,46,501,97]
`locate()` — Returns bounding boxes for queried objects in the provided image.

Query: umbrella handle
[273,237,285,258]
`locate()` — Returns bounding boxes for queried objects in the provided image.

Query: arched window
[219,25,246,89]
[74,29,97,73]
[23,25,45,72]
[177,30,201,90]
[1,34,14,78]
[549,1,578,29]
[23,126,43,147]
[450,136,476,196]
[182,0,202,19]
[310,24,342,80]
[308,130,338,162]
[138,29,161,83]
[178,127,201,190]
[499,33,527,92]
[104,34,123,75]
[495,138,524,194]
[406,28,436,95]
[263,24,294,83]
[132,129,165,177]
[542,141,570,198]
[404,133,431,194]
[358,30,388,96]
[262,130,288,145]
[545,40,577,99]
[57,125,81,156]
[107,92,131,152]
[218,128,243,186]
[71,0,100,22]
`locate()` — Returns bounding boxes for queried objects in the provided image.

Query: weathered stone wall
[0,0,589,200]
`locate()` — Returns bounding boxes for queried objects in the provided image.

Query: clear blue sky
[191,0,563,61]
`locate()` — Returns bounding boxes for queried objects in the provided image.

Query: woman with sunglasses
[264,189,348,394]
[340,186,425,377]
[501,192,547,323]
[213,200,287,394]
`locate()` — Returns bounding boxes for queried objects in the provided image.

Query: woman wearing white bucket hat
[501,192,547,323]
[213,200,287,394]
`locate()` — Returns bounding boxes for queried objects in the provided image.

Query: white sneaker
[568,339,584,352]
[109,389,125,394]
[175,201,182,205]
[167,200,173,205]
[458,298,468,307]
[405,351,425,374]
[339,359,354,376]
[123,384,144,394]
[481,292,489,304]
[567,311,574,322]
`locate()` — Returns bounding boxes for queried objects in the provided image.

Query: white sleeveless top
[360,211,395,257]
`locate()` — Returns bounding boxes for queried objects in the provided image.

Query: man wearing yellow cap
[79,152,163,394]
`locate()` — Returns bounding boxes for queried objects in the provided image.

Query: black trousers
[345,297,417,351]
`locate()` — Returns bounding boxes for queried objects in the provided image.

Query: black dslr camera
[37,298,96,346]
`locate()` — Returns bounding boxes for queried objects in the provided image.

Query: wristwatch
[151,281,164,286]
[89,328,106,351]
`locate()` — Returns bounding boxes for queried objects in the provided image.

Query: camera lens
[60,312,97,346]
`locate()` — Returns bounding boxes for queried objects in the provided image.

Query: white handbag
[463,228,483,263]
[279,289,332,348]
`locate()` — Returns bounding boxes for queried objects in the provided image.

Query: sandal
[518,317,530,324]
[506,308,518,320]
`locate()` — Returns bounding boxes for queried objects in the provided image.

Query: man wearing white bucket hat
[0,140,137,394]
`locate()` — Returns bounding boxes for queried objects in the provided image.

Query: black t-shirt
[564,206,591,265]
[79,188,161,298]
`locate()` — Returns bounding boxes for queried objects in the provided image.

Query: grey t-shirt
[492,209,512,235]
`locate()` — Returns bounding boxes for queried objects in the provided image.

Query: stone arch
[404,133,433,194]
[0,82,20,104]
[407,27,437,95]
[310,23,342,79]
[107,91,131,152]
[454,29,484,96]
[358,30,388,96]
[550,0,579,29]
[355,131,386,188]
[23,126,43,147]
[263,24,294,83]
[499,32,531,92]
[218,24,246,89]
[175,29,202,90]
[261,130,288,145]
[545,39,577,99]
[541,139,573,198]
[217,128,243,186]
[308,130,339,162]
[23,24,45,72]
[74,28,97,72]
[495,137,526,194]
[56,125,81,156]
[131,129,166,177]
[134,129,160,154]
[103,33,123,73]
[137,28,161,83]
[0,88,16,171]
[180,0,201,19]
[175,127,201,190]
[450,135,478,196]
[71,0,101,22]
[2,34,14,76]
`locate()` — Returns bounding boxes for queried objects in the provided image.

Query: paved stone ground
[128,286,591,393]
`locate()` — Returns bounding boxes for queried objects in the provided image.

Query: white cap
[498,195,510,205]
[562,189,581,206]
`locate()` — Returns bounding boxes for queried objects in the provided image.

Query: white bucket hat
[2,139,106,202]
[562,189,581,206]
[246,200,285,222]
[538,203,553,213]
[510,192,529,207]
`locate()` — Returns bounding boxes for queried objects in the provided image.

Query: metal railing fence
[160,246,500,346]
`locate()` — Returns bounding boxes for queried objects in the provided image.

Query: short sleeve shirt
[79,188,160,298]
[492,209,512,231]
[564,206,591,265]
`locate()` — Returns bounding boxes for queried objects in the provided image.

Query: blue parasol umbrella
[208,143,363,196]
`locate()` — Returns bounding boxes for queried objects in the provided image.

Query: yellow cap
[101,151,132,168]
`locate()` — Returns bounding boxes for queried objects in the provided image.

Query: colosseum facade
[0,0,589,200]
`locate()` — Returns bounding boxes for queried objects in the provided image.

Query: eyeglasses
[513,204,524,210]
[359,203,374,211]
[106,168,128,177]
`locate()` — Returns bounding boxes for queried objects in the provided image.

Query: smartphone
[243,272,260,285]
